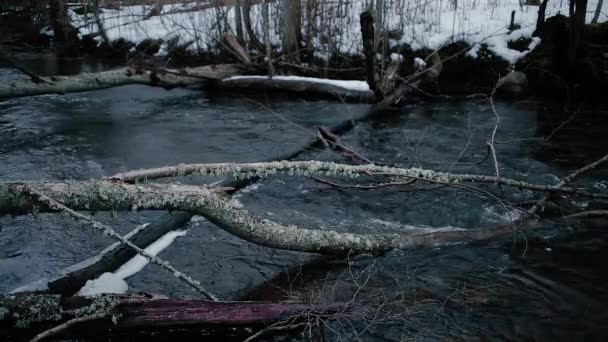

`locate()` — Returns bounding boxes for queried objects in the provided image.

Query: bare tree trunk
[48,0,78,45]
[92,0,111,47]
[360,11,382,99]
[374,0,384,41]
[263,0,275,76]
[591,0,603,23]
[304,0,317,62]
[569,0,588,69]
[569,0,576,17]
[234,0,244,41]
[242,0,264,51]
[533,0,550,36]
[282,0,301,62]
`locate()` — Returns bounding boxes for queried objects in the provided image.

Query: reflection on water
[0,51,607,341]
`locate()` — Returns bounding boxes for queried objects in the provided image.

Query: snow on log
[220,76,375,102]
[0,64,243,99]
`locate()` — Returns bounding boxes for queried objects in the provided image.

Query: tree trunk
[591,0,603,23]
[282,0,302,62]
[533,0,550,37]
[568,0,588,69]
[48,0,79,48]
[569,0,575,16]
[234,0,244,41]
[360,11,382,99]
[92,0,112,47]
[304,0,317,62]
[242,0,265,51]
[263,0,275,76]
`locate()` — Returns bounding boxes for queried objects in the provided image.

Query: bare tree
[282,0,302,62]
[234,0,245,41]
[591,0,604,23]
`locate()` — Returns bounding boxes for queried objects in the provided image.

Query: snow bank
[69,0,606,64]
[78,230,188,296]
[225,75,370,91]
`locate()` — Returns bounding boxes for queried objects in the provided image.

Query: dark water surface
[1,50,607,341]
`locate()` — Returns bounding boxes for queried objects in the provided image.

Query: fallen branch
[0,179,558,254]
[529,153,608,214]
[0,65,242,99]
[108,160,608,199]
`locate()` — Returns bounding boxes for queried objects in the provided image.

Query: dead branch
[107,160,608,199]
[529,153,608,214]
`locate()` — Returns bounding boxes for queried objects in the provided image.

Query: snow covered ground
[68,0,606,63]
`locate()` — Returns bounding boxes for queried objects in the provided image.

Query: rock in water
[497,71,528,96]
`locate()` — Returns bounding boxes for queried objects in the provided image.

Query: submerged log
[0,293,341,340]
[45,212,193,296]
[0,64,242,99]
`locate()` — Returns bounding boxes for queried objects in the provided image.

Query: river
[1,48,607,341]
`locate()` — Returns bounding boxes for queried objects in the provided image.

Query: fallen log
[0,64,243,99]
[0,179,563,254]
[0,293,342,340]
[17,97,383,296]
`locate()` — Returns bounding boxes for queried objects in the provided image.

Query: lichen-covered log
[0,293,338,340]
[109,160,607,198]
[0,180,545,255]
[0,64,242,99]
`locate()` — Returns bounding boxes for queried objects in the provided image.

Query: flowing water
[1,49,607,341]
